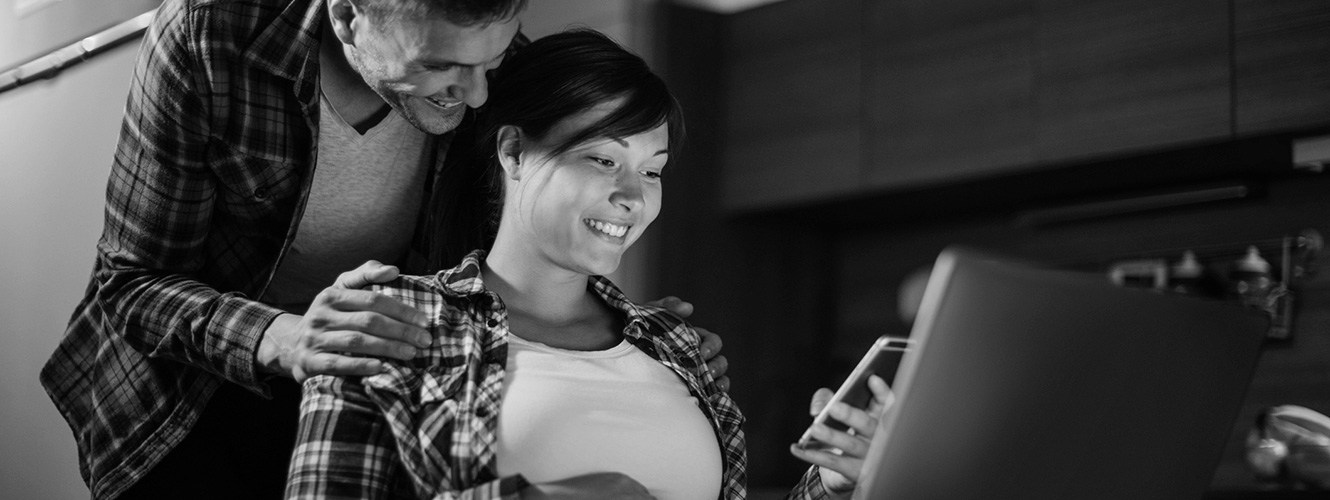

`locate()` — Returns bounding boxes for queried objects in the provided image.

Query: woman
[285,29,891,500]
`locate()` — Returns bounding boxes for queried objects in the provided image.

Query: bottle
[1168,251,1205,295]
[1231,246,1274,310]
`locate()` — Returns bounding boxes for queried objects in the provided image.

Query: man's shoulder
[158,0,306,42]
[166,0,295,17]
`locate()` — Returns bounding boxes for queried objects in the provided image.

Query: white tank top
[496,335,723,500]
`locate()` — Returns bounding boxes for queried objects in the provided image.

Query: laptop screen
[854,247,1268,500]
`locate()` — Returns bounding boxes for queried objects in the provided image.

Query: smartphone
[796,335,910,450]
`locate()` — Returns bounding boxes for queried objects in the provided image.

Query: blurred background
[3,0,1329,498]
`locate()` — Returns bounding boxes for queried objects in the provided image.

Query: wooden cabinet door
[864,0,1036,190]
[1035,0,1231,163]
[1234,0,1330,136]
[720,0,863,211]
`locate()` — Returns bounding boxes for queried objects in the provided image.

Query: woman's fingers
[825,398,880,439]
[790,443,862,482]
[802,419,872,457]
[864,374,896,418]
[809,388,835,416]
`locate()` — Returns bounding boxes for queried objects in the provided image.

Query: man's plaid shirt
[37,0,466,497]
[285,251,828,500]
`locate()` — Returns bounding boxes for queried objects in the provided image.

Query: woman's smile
[583,218,631,243]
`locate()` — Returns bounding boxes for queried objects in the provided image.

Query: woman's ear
[326,0,361,46]
[496,125,525,180]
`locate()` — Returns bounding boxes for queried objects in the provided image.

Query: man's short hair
[361,0,527,26]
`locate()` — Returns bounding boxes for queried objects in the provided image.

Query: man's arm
[91,0,278,390]
[93,1,424,391]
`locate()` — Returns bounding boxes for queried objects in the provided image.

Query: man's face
[345,11,519,134]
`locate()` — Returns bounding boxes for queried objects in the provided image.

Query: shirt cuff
[214,294,286,397]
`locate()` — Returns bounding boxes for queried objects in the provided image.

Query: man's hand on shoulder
[646,296,730,393]
[257,260,433,382]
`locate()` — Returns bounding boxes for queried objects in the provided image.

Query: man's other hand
[647,296,730,392]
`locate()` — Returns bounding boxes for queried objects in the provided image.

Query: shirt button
[253,187,269,200]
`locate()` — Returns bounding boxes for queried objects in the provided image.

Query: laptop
[854,246,1269,500]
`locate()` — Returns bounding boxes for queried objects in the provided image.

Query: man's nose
[448,66,489,108]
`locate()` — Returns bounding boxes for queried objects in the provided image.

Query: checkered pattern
[286,251,829,499]
[36,0,474,497]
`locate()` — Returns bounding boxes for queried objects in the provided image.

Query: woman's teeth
[585,219,628,237]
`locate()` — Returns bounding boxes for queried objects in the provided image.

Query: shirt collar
[244,0,322,83]
[432,250,651,333]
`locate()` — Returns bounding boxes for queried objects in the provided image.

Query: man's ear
[497,125,525,180]
[326,0,362,46]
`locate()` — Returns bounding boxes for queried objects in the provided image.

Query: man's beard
[348,48,466,135]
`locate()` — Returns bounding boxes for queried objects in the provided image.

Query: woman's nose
[611,172,645,212]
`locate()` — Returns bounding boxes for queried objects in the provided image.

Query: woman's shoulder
[633,302,689,333]
[368,274,477,318]
[631,302,704,355]
[585,277,690,333]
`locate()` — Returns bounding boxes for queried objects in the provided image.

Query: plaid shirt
[286,251,829,500]
[38,0,476,498]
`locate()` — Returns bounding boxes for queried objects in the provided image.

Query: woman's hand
[521,472,655,499]
[647,296,730,392]
[789,374,895,498]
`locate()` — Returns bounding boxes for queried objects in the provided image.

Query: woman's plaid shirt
[285,251,828,499]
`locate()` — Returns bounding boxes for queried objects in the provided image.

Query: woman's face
[506,101,669,277]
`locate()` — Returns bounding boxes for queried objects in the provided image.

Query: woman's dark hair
[480,28,685,163]
[427,28,685,270]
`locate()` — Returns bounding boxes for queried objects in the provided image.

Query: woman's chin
[573,254,622,277]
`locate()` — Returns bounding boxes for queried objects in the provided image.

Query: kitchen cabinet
[720,0,862,211]
[1233,0,1330,136]
[719,0,1325,211]
[864,0,1036,190]
[1034,0,1231,162]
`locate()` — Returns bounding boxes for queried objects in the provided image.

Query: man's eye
[642,170,663,180]
[591,157,616,167]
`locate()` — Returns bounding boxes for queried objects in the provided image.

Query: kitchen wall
[0,0,159,69]
[0,39,140,500]
[0,2,658,498]
[3,4,166,495]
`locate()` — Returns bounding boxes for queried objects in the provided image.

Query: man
[40,1,728,498]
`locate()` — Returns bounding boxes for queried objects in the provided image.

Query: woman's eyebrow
[609,138,669,154]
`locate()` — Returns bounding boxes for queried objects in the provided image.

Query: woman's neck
[482,241,622,350]
[482,252,588,324]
